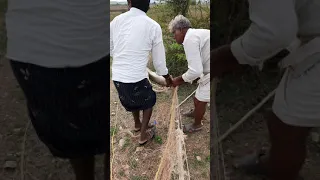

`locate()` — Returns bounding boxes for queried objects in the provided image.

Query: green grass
[205,155,210,162]
[155,135,163,144]
[110,126,118,136]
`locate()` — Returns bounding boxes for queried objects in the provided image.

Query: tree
[166,0,191,16]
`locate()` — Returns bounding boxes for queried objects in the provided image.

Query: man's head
[168,15,191,44]
[127,0,150,13]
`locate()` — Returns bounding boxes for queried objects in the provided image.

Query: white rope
[176,89,196,108]
[217,89,276,144]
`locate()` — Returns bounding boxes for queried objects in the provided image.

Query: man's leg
[183,82,209,133]
[132,111,141,130]
[193,97,207,127]
[266,112,311,180]
[140,108,153,142]
[70,156,95,180]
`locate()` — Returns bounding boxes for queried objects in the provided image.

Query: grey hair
[168,15,191,33]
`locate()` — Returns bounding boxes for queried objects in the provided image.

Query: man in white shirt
[110,0,172,145]
[211,0,320,179]
[169,15,210,134]
[6,1,109,180]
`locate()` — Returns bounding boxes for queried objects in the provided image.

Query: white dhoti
[195,73,210,102]
[273,52,320,127]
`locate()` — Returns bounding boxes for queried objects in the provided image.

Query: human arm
[211,0,298,77]
[151,25,172,85]
[173,39,203,87]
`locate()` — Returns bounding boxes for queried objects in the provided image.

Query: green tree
[166,0,191,16]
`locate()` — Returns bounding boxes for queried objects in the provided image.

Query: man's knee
[267,111,311,146]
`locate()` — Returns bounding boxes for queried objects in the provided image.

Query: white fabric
[195,79,210,103]
[279,37,320,77]
[110,8,168,83]
[6,0,109,68]
[195,73,210,102]
[231,0,320,67]
[181,29,210,83]
[230,0,320,126]
[273,53,320,127]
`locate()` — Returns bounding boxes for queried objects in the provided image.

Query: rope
[176,106,191,179]
[217,89,276,144]
[176,89,196,108]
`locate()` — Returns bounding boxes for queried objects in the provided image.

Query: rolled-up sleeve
[231,0,298,67]
[182,39,203,83]
[151,25,168,76]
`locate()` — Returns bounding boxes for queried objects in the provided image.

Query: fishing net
[154,87,190,180]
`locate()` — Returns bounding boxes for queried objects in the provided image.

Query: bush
[166,0,190,16]
[190,0,196,6]
[165,43,188,77]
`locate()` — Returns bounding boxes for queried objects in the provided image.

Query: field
[110,4,210,180]
[110,5,128,12]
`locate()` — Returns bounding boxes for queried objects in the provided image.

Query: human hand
[172,76,184,87]
[165,75,173,87]
[211,45,243,78]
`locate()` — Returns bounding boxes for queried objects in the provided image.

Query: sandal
[233,149,304,180]
[134,123,154,132]
[233,149,269,175]
[183,123,203,133]
[182,109,195,118]
[182,109,207,120]
[138,127,156,146]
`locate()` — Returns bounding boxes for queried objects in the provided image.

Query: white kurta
[182,29,210,102]
[231,0,320,127]
[110,8,168,83]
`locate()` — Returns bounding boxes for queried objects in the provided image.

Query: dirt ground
[110,81,210,180]
[215,69,320,180]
